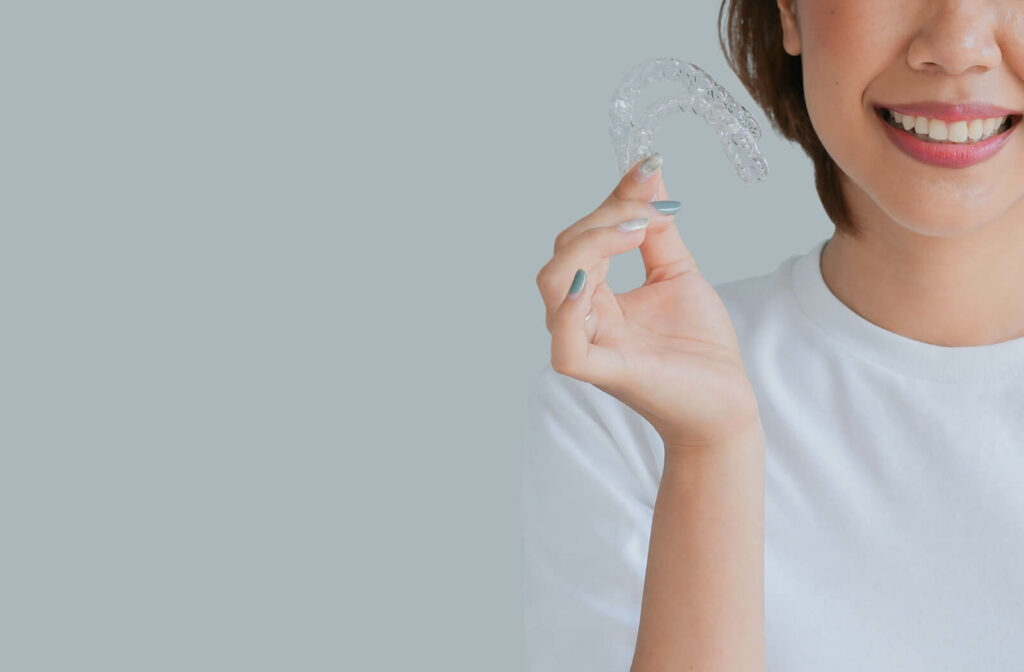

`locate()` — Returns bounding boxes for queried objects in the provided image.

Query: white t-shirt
[521,237,1024,671]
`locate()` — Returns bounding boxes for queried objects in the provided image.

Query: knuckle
[550,351,576,377]
[602,194,634,215]
[557,223,581,252]
[556,208,606,252]
[573,224,609,250]
[536,267,557,298]
[559,225,591,251]
[603,200,642,226]
[535,264,548,288]
[613,193,649,214]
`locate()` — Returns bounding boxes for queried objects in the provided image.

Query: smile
[879,107,1014,144]
[875,106,1020,168]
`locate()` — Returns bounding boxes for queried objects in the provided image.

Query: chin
[885,200,1004,237]
[856,177,1015,237]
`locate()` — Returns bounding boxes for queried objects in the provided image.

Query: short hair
[718,0,858,238]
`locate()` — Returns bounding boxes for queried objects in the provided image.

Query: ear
[777,0,802,56]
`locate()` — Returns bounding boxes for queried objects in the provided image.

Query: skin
[778,0,1024,347]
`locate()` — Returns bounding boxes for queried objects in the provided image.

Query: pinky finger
[550,269,623,387]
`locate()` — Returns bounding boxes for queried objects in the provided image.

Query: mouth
[874,106,1020,144]
[874,105,1020,168]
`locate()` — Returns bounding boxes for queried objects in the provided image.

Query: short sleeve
[520,363,665,671]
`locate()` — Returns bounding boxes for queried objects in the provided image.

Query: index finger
[609,153,699,277]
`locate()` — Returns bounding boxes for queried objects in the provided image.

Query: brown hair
[718,0,857,238]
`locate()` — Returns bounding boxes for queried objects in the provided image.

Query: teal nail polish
[568,269,586,299]
[650,200,682,215]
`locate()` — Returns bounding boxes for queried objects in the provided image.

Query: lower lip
[879,110,1017,168]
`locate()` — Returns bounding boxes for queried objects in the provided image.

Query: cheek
[801,8,855,116]
[800,1,894,86]
[999,9,1024,80]
[799,2,894,147]
[801,0,892,54]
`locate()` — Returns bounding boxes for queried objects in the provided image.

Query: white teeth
[886,109,1010,143]
[928,119,949,141]
[948,121,969,143]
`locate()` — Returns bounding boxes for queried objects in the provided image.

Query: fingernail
[634,153,662,182]
[650,200,681,215]
[616,217,649,233]
[567,269,586,300]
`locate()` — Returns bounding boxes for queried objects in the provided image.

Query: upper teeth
[888,109,1009,143]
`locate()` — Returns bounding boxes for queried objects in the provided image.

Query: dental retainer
[609,58,769,183]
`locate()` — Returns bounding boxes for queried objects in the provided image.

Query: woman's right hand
[535,153,762,452]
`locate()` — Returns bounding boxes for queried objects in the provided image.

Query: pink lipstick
[875,104,1019,169]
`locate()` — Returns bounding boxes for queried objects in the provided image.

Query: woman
[524,1,1024,670]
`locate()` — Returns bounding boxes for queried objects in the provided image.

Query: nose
[906,0,1002,75]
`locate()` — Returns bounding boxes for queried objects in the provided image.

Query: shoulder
[711,250,805,338]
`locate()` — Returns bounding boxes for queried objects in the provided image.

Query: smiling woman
[762,0,1024,347]
[525,1,1024,670]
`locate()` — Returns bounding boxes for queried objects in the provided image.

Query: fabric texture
[521,237,1024,671]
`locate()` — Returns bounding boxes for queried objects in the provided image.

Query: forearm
[630,422,767,672]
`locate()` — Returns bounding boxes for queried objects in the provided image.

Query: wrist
[662,418,765,460]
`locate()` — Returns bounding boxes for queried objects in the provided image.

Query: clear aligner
[609,58,768,184]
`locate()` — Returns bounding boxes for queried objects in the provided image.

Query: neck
[820,199,1024,348]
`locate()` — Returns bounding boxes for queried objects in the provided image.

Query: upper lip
[876,101,1022,122]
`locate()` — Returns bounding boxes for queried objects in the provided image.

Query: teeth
[928,119,949,141]
[888,109,1010,143]
[947,121,969,142]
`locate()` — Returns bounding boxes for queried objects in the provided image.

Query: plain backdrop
[2,1,832,670]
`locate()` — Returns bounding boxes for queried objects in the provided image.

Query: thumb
[608,153,669,206]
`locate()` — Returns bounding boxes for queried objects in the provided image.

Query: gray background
[2,1,830,670]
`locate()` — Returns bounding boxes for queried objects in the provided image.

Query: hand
[535,154,761,452]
